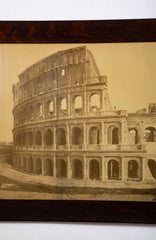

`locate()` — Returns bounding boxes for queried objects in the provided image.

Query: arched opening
[129,128,139,144]
[57,159,67,178]
[22,157,26,172]
[90,93,100,111]
[49,100,54,113]
[27,157,33,173]
[34,158,42,175]
[89,159,100,180]
[44,158,53,176]
[128,160,139,178]
[36,130,42,146]
[148,159,156,179]
[56,128,66,145]
[21,133,26,146]
[45,129,53,146]
[61,98,67,111]
[108,126,119,144]
[144,127,156,142]
[36,103,43,117]
[28,131,33,146]
[89,127,100,144]
[108,160,120,180]
[74,96,82,113]
[29,105,33,120]
[72,127,82,145]
[72,159,83,179]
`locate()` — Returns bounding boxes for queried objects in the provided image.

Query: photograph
[0,42,156,201]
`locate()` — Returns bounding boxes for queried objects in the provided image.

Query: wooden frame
[0,20,156,223]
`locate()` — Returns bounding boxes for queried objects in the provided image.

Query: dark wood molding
[0,19,156,223]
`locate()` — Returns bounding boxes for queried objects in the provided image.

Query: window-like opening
[29,105,33,120]
[74,96,82,111]
[36,130,42,146]
[61,68,65,76]
[22,157,26,172]
[61,98,67,111]
[128,160,139,178]
[108,160,120,180]
[108,126,119,144]
[89,159,100,180]
[72,127,82,145]
[90,94,100,111]
[28,131,33,146]
[148,159,156,179]
[44,158,53,176]
[56,128,66,145]
[144,127,156,142]
[34,158,42,175]
[36,103,43,117]
[49,100,54,113]
[57,159,67,178]
[72,159,83,179]
[89,127,100,144]
[129,129,139,144]
[45,129,53,145]
[27,157,33,173]
[21,133,26,146]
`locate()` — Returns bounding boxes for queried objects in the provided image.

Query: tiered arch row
[13,155,146,182]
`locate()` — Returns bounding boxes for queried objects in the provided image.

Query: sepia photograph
[0,42,156,201]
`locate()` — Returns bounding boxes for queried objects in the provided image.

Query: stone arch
[108,159,120,180]
[147,159,156,179]
[36,103,43,117]
[89,159,100,180]
[34,158,42,175]
[49,100,54,113]
[26,157,33,173]
[90,93,100,111]
[72,127,82,145]
[144,127,156,142]
[29,105,33,120]
[128,160,139,178]
[43,158,53,176]
[89,126,100,144]
[21,132,26,146]
[72,159,83,179]
[108,126,119,144]
[22,157,26,172]
[56,159,67,178]
[36,130,42,146]
[129,128,139,144]
[44,129,53,146]
[74,96,82,112]
[56,128,66,145]
[28,131,33,146]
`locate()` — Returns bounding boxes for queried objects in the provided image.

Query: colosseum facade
[12,46,156,189]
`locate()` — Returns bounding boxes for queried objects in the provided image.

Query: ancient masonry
[12,46,156,188]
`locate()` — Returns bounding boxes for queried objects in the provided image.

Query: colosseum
[12,45,156,190]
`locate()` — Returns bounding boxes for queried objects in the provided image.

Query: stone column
[101,122,105,145]
[54,95,57,117]
[67,94,71,116]
[122,157,126,181]
[41,128,44,149]
[66,124,70,149]
[83,90,87,113]
[83,122,87,149]
[83,156,87,179]
[67,156,71,179]
[53,156,56,177]
[53,126,56,150]
[141,157,146,182]
[41,159,45,176]
[102,157,106,181]
[121,120,126,144]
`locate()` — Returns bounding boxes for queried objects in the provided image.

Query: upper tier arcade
[12,46,108,107]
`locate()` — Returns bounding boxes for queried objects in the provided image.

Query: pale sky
[0,43,156,142]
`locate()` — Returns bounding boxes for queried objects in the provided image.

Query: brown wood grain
[0,19,156,223]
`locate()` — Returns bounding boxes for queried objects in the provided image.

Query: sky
[0,43,156,142]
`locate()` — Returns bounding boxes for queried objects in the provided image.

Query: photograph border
[0,19,156,223]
